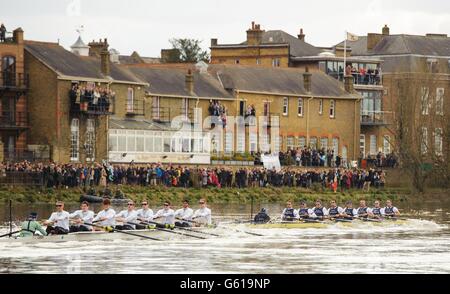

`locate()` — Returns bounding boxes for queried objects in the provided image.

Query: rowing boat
[0,227,216,244]
[247,219,410,229]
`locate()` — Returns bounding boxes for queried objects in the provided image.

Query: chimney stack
[247,21,264,46]
[185,69,194,95]
[100,48,111,76]
[13,28,24,44]
[89,38,109,57]
[382,25,390,36]
[303,67,312,93]
[298,28,306,41]
[344,75,354,93]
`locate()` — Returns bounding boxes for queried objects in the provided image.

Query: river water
[0,201,449,274]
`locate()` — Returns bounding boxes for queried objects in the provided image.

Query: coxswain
[115,201,139,230]
[43,201,70,235]
[298,201,311,220]
[69,201,94,232]
[310,200,328,220]
[175,199,194,227]
[342,201,358,220]
[357,200,370,219]
[327,200,344,219]
[92,198,116,231]
[153,201,176,229]
[193,199,213,227]
[20,212,47,238]
[254,208,271,224]
[136,200,154,230]
[383,200,401,218]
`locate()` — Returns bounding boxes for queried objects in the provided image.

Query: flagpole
[344,31,347,81]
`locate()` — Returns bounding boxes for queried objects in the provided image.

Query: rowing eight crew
[20,198,212,237]
[279,199,400,221]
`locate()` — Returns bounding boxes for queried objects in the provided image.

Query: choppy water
[0,202,449,274]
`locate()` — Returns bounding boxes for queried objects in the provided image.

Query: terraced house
[211,22,389,161]
[24,37,148,163]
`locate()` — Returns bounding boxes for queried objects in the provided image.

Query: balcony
[0,111,28,130]
[126,100,145,116]
[361,111,394,126]
[0,31,14,44]
[0,72,29,90]
[151,107,171,123]
[328,72,382,87]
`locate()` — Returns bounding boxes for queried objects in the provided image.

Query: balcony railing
[328,72,382,86]
[0,31,14,43]
[69,89,114,116]
[361,111,393,126]
[0,112,28,129]
[152,107,171,123]
[0,72,29,89]
[126,100,145,116]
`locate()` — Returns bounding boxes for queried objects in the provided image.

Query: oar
[83,223,162,241]
[179,217,263,237]
[128,221,206,240]
[0,230,22,239]
[174,218,221,237]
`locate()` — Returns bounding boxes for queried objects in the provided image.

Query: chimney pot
[100,49,111,76]
[382,25,390,36]
[298,28,306,41]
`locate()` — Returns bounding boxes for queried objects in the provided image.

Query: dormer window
[427,58,438,73]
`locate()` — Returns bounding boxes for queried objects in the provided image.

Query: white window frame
[360,134,366,158]
[153,97,160,120]
[86,119,96,161]
[320,138,328,150]
[298,98,304,117]
[298,137,306,149]
[330,100,336,118]
[332,138,339,157]
[127,87,134,113]
[287,136,295,149]
[436,88,444,116]
[256,58,261,65]
[421,127,428,154]
[70,118,80,162]
[182,98,189,119]
[435,128,443,156]
[421,87,430,115]
[310,137,318,149]
[272,58,281,67]
[319,99,323,115]
[283,97,289,116]
[370,135,377,155]
[383,135,391,154]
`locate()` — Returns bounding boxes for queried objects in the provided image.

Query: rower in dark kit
[281,201,299,222]
[310,200,328,220]
[370,200,383,220]
[298,201,311,220]
[357,200,370,219]
[384,200,401,218]
[342,201,358,220]
[43,201,70,235]
[327,200,344,219]
[254,208,271,224]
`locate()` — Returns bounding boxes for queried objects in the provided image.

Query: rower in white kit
[153,201,176,229]
[136,200,154,230]
[175,199,194,227]
[192,199,213,227]
[69,201,95,232]
[115,201,139,230]
[92,198,116,230]
[43,201,70,235]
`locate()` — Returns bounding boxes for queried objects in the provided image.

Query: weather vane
[76,25,84,36]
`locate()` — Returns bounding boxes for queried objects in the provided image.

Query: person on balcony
[0,23,6,42]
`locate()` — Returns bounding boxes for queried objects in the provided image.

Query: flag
[346,32,359,42]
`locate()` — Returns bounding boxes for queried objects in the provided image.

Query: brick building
[0,26,29,161]
[337,25,450,160]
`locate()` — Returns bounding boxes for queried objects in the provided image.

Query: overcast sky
[2,0,450,57]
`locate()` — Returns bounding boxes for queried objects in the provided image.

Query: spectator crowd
[1,161,387,192]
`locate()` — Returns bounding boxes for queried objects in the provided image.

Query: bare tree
[394,72,449,192]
